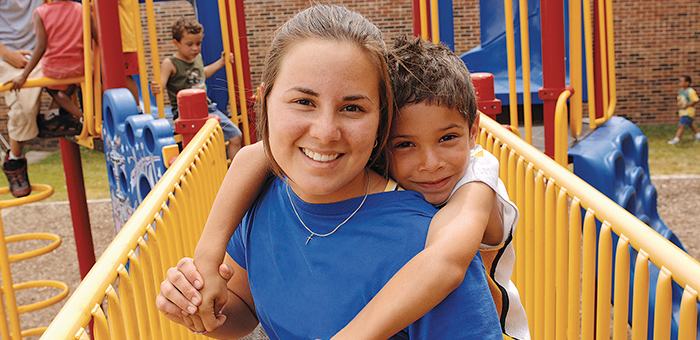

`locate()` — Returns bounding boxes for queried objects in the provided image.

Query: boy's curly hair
[388,35,478,126]
[171,17,203,42]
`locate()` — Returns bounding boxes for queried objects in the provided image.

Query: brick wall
[3,0,696,152]
[613,0,700,124]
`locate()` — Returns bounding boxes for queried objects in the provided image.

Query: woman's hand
[156,257,234,333]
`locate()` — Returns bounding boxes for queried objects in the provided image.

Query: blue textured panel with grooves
[569,116,698,340]
[102,88,177,232]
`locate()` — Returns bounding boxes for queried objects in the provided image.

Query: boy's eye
[439,134,458,143]
[393,141,414,149]
[341,104,364,113]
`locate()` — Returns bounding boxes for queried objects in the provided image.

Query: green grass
[638,124,700,175]
[0,147,110,202]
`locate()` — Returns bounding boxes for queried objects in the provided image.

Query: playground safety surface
[2,175,698,339]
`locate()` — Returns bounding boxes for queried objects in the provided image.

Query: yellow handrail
[41,119,228,339]
[479,114,700,338]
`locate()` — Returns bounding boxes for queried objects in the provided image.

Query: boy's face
[174,31,204,62]
[679,77,690,88]
[389,102,478,205]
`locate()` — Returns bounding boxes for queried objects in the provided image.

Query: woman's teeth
[302,148,340,162]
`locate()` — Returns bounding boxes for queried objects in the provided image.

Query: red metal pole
[94,0,126,90]
[59,138,95,279]
[538,0,567,158]
[412,0,422,37]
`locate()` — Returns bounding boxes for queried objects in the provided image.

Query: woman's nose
[308,110,341,143]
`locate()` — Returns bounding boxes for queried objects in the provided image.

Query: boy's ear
[469,114,480,149]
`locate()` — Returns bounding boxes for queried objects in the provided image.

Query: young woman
[156,5,501,340]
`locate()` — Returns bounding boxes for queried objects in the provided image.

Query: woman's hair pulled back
[257,4,393,176]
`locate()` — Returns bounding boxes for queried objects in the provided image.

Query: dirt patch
[3,177,698,339]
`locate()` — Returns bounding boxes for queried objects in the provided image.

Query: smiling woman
[156,4,502,340]
[266,38,381,203]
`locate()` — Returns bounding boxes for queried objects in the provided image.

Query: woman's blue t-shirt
[227,177,501,340]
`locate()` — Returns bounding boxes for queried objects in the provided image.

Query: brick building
[1,0,697,151]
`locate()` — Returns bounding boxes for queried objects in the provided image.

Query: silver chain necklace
[286,169,371,245]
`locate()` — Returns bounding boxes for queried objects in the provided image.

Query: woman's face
[266,39,381,204]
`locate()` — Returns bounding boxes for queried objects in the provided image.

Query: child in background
[186,36,529,339]
[9,0,93,130]
[668,75,700,145]
[150,17,242,159]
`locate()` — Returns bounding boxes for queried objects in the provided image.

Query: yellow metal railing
[479,114,700,339]
[40,119,228,340]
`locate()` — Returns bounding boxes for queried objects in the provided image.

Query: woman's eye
[294,99,312,106]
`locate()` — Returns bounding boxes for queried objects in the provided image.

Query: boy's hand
[150,81,161,95]
[9,75,27,92]
[220,51,234,65]
[194,263,230,332]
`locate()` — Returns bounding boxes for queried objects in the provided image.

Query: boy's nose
[418,149,444,173]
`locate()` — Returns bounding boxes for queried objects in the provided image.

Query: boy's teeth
[303,148,339,162]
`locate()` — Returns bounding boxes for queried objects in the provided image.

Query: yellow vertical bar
[543,178,557,340]
[533,171,546,340]
[507,149,517,199]
[524,163,535,326]
[604,0,617,120]
[595,222,612,340]
[514,156,526,286]
[499,144,509,182]
[224,0,254,145]
[144,0,165,118]
[217,0,237,117]
[105,285,128,340]
[567,198,582,340]
[132,0,151,114]
[127,250,153,339]
[653,267,673,339]
[137,237,162,339]
[612,235,630,340]
[678,286,698,340]
[0,218,21,340]
[518,0,532,143]
[117,265,142,340]
[583,0,597,130]
[569,0,583,137]
[581,210,596,340]
[91,304,111,340]
[81,0,94,136]
[430,0,440,44]
[419,0,429,41]
[595,0,609,124]
[631,250,650,340]
[503,0,519,129]
[554,187,568,340]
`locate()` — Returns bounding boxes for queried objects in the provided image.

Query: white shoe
[695,134,700,142]
[668,138,680,145]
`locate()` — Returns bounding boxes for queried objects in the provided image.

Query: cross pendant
[305,235,313,245]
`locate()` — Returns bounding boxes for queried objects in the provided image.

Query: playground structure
[0,0,696,339]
